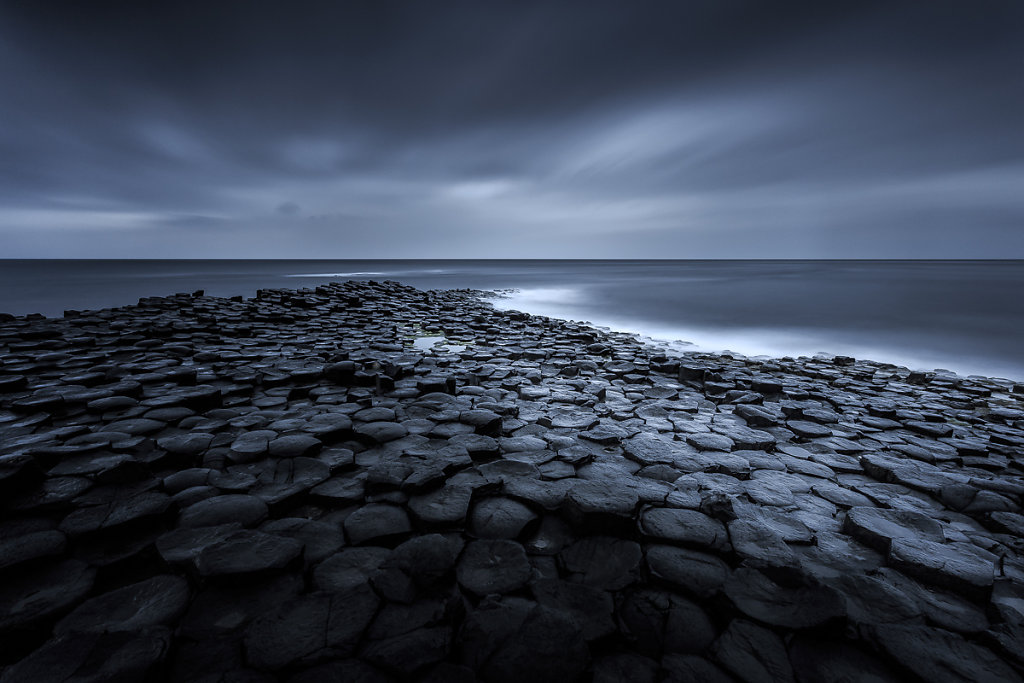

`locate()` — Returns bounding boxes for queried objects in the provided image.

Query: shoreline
[1,279,1022,680]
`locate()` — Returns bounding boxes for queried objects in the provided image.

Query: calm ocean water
[1,260,1022,381]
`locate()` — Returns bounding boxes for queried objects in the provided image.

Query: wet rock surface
[0,279,1023,681]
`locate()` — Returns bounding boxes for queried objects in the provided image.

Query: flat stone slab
[456,539,531,596]
[645,544,730,599]
[244,585,379,669]
[618,588,716,658]
[55,575,190,634]
[268,433,322,457]
[58,491,172,536]
[178,494,268,528]
[723,567,846,628]
[0,559,96,633]
[459,598,589,683]
[868,624,1022,683]
[344,503,412,544]
[711,619,795,683]
[566,479,639,517]
[409,484,474,526]
[560,536,642,590]
[314,547,392,592]
[887,537,995,600]
[194,530,304,577]
[640,507,730,552]
[0,628,171,682]
[155,523,241,567]
[0,529,66,571]
[843,506,944,553]
[354,421,409,443]
[469,497,538,539]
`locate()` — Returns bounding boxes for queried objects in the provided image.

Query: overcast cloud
[0,0,1021,258]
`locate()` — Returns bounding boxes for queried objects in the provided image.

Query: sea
[1,259,1022,382]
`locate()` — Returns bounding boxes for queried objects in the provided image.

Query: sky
[0,0,1022,259]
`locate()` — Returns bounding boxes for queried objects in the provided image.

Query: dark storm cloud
[0,0,1021,257]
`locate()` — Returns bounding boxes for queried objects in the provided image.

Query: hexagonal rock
[229,430,277,463]
[244,585,380,670]
[408,485,474,527]
[786,420,833,439]
[344,504,412,545]
[685,432,735,452]
[55,575,190,635]
[623,433,680,466]
[178,494,268,528]
[460,409,503,435]
[0,529,66,572]
[866,624,1022,683]
[0,628,172,682]
[469,497,538,540]
[155,523,242,567]
[268,434,322,458]
[566,479,639,518]
[711,619,795,683]
[459,598,589,683]
[156,432,214,457]
[0,559,96,634]
[660,655,733,683]
[618,588,717,658]
[640,508,730,552]
[788,635,904,683]
[830,573,922,626]
[887,537,995,600]
[531,578,616,641]
[194,530,304,578]
[310,476,365,505]
[904,420,954,439]
[314,547,392,592]
[723,567,845,629]
[843,506,944,553]
[353,421,408,444]
[456,540,532,596]
[645,544,730,599]
[58,491,172,537]
[362,626,452,677]
[99,418,166,436]
[560,536,642,590]
[304,413,354,442]
[548,410,599,430]
[260,518,345,564]
[592,653,660,683]
[371,534,463,602]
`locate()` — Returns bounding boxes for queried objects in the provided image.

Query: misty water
[1,259,1022,381]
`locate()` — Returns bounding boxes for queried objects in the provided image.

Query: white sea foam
[493,288,1022,380]
[285,272,386,277]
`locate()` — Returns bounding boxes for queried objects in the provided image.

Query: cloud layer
[1,0,1021,257]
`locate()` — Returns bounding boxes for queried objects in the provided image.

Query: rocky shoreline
[1,279,1022,682]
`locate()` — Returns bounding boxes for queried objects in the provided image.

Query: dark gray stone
[469,497,538,539]
[55,575,190,634]
[645,544,730,599]
[711,619,795,683]
[179,494,268,528]
[640,507,730,552]
[457,539,532,596]
[244,585,379,669]
[843,506,944,553]
[344,503,412,544]
[195,530,304,577]
[560,536,642,590]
